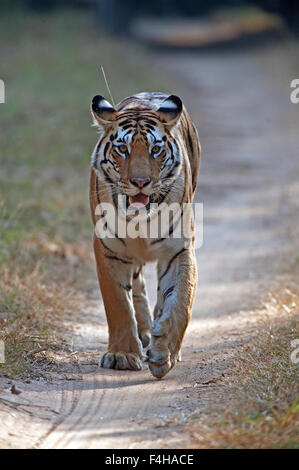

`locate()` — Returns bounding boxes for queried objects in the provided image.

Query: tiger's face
[91,94,183,209]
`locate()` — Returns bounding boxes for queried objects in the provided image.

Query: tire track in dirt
[34,366,84,448]
[50,368,109,449]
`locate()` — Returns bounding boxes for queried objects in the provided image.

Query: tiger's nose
[130,177,151,188]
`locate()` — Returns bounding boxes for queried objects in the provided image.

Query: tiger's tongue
[129,194,149,208]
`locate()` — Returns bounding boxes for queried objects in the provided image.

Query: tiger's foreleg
[149,247,197,379]
[93,236,144,370]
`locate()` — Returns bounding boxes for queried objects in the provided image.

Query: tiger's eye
[118,144,128,154]
[152,145,161,154]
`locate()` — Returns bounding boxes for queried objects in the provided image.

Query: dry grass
[0,247,88,379]
[186,284,299,448]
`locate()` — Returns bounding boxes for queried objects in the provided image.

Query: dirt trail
[0,40,298,449]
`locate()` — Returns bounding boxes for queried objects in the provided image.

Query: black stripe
[163,286,175,301]
[95,176,100,205]
[103,141,110,157]
[100,157,119,176]
[112,192,126,246]
[152,203,184,244]
[106,156,120,175]
[99,237,115,253]
[163,167,176,180]
[99,238,132,261]
[123,129,131,138]
[162,160,180,178]
[168,170,187,229]
[152,157,186,243]
[187,128,194,154]
[118,115,158,124]
[146,128,156,139]
[95,177,126,246]
[168,141,173,153]
[96,214,121,241]
[182,159,188,203]
[145,124,155,131]
[118,119,132,126]
[133,266,142,279]
[140,118,157,126]
[159,248,186,281]
[159,153,171,173]
[105,254,133,265]
[151,237,166,245]
[93,135,106,168]
[99,163,114,185]
[156,186,171,206]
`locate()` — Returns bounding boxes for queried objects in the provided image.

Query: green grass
[0,5,174,378]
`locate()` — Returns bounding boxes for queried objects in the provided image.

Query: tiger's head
[91,93,183,210]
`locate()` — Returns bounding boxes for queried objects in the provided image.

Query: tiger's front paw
[99,351,143,371]
[148,319,181,378]
[148,348,173,379]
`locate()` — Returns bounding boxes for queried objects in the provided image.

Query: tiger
[89,91,201,379]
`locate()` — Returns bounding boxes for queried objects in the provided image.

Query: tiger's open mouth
[126,194,152,210]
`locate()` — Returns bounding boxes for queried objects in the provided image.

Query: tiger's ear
[157,95,183,125]
[91,94,116,125]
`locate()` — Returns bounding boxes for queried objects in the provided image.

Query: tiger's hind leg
[132,266,152,349]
